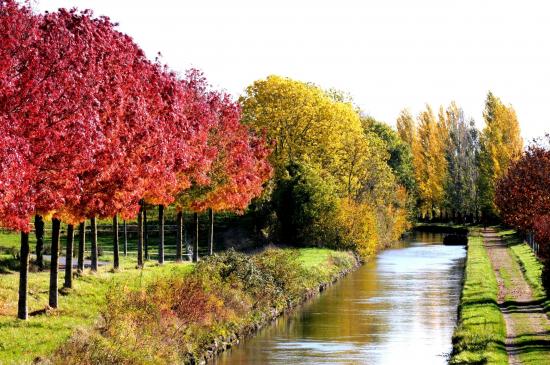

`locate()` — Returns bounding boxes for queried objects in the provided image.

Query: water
[215,232,466,365]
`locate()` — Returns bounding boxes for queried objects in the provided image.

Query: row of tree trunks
[17,209,214,320]
[32,210,208,272]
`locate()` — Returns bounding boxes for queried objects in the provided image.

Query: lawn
[0,256,193,364]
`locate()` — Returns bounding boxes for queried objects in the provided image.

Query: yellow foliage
[240,75,363,176]
[335,199,378,259]
[411,105,448,218]
[479,92,523,217]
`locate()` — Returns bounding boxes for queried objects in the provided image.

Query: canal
[215,232,466,365]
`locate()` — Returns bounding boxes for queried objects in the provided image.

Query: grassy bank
[0,247,356,364]
[502,231,549,308]
[450,233,508,365]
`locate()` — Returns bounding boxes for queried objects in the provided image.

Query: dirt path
[483,229,550,364]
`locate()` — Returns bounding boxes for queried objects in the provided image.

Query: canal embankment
[44,248,359,365]
[450,229,508,365]
[451,228,550,365]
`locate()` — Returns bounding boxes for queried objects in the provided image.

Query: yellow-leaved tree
[240,75,411,258]
[479,91,523,220]
[412,105,448,219]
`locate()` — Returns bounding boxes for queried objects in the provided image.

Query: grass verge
[501,230,550,364]
[450,234,508,365]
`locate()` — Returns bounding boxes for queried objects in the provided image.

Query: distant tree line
[396,92,523,223]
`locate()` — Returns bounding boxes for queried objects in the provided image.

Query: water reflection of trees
[216,234,466,364]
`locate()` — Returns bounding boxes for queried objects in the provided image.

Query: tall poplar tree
[413,105,448,219]
[396,109,416,147]
[444,102,480,220]
[478,92,523,221]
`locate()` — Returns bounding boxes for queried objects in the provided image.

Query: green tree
[362,116,416,195]
[444,102,480,221]
[272,162,339,246]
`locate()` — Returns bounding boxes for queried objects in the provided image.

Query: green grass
[0,257,193,364]
[450,235,509,365]
[506,236,545,301]
[503,232,550,364]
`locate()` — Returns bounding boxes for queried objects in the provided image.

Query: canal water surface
[215,232,466,365]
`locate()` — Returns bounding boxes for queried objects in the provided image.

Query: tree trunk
[208,208,214,256]
[158,205,165,264]
[90,217,98,272]
[176,211,183,262]
[64,224,74,289]
[34,215,44,270]
[49,218,61,308]
[144,206,149,260]
[113,215,119,270]
[193,212,199,262]
[123,220,128,256]
[17,232,30,320]
[137,202,144,268]
[77,222,85,273]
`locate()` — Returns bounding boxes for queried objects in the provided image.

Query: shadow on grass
[508,337,550,357]
[499,299,547,314]
[0,255,19,274]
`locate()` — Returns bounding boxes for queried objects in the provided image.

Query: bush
[272,162,340,246]
[334,200,377,259]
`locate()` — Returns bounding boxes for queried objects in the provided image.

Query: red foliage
[1,1,101,230]
[184,93,272,213]
[495,136,550,233]
[0,0,271,232]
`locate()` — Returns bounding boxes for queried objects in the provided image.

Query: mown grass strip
[450,234,509,365]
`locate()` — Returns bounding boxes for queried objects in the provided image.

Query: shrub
[334,199,378,259]
[272,162,340,246]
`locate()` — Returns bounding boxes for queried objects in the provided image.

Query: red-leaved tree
[496,135,550,292]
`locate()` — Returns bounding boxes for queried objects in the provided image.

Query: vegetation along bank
[0,247,358,364]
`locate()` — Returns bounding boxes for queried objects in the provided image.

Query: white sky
[35,0,549,141]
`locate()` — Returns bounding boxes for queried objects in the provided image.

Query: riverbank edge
[450,229,509,365]
[199,251,362,364]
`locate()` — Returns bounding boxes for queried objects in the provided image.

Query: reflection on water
[215,232,466,365]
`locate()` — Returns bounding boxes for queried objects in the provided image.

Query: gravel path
[483,229,550,365]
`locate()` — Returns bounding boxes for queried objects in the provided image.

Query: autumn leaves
[0,1,271,319]
[396,93,523,222]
